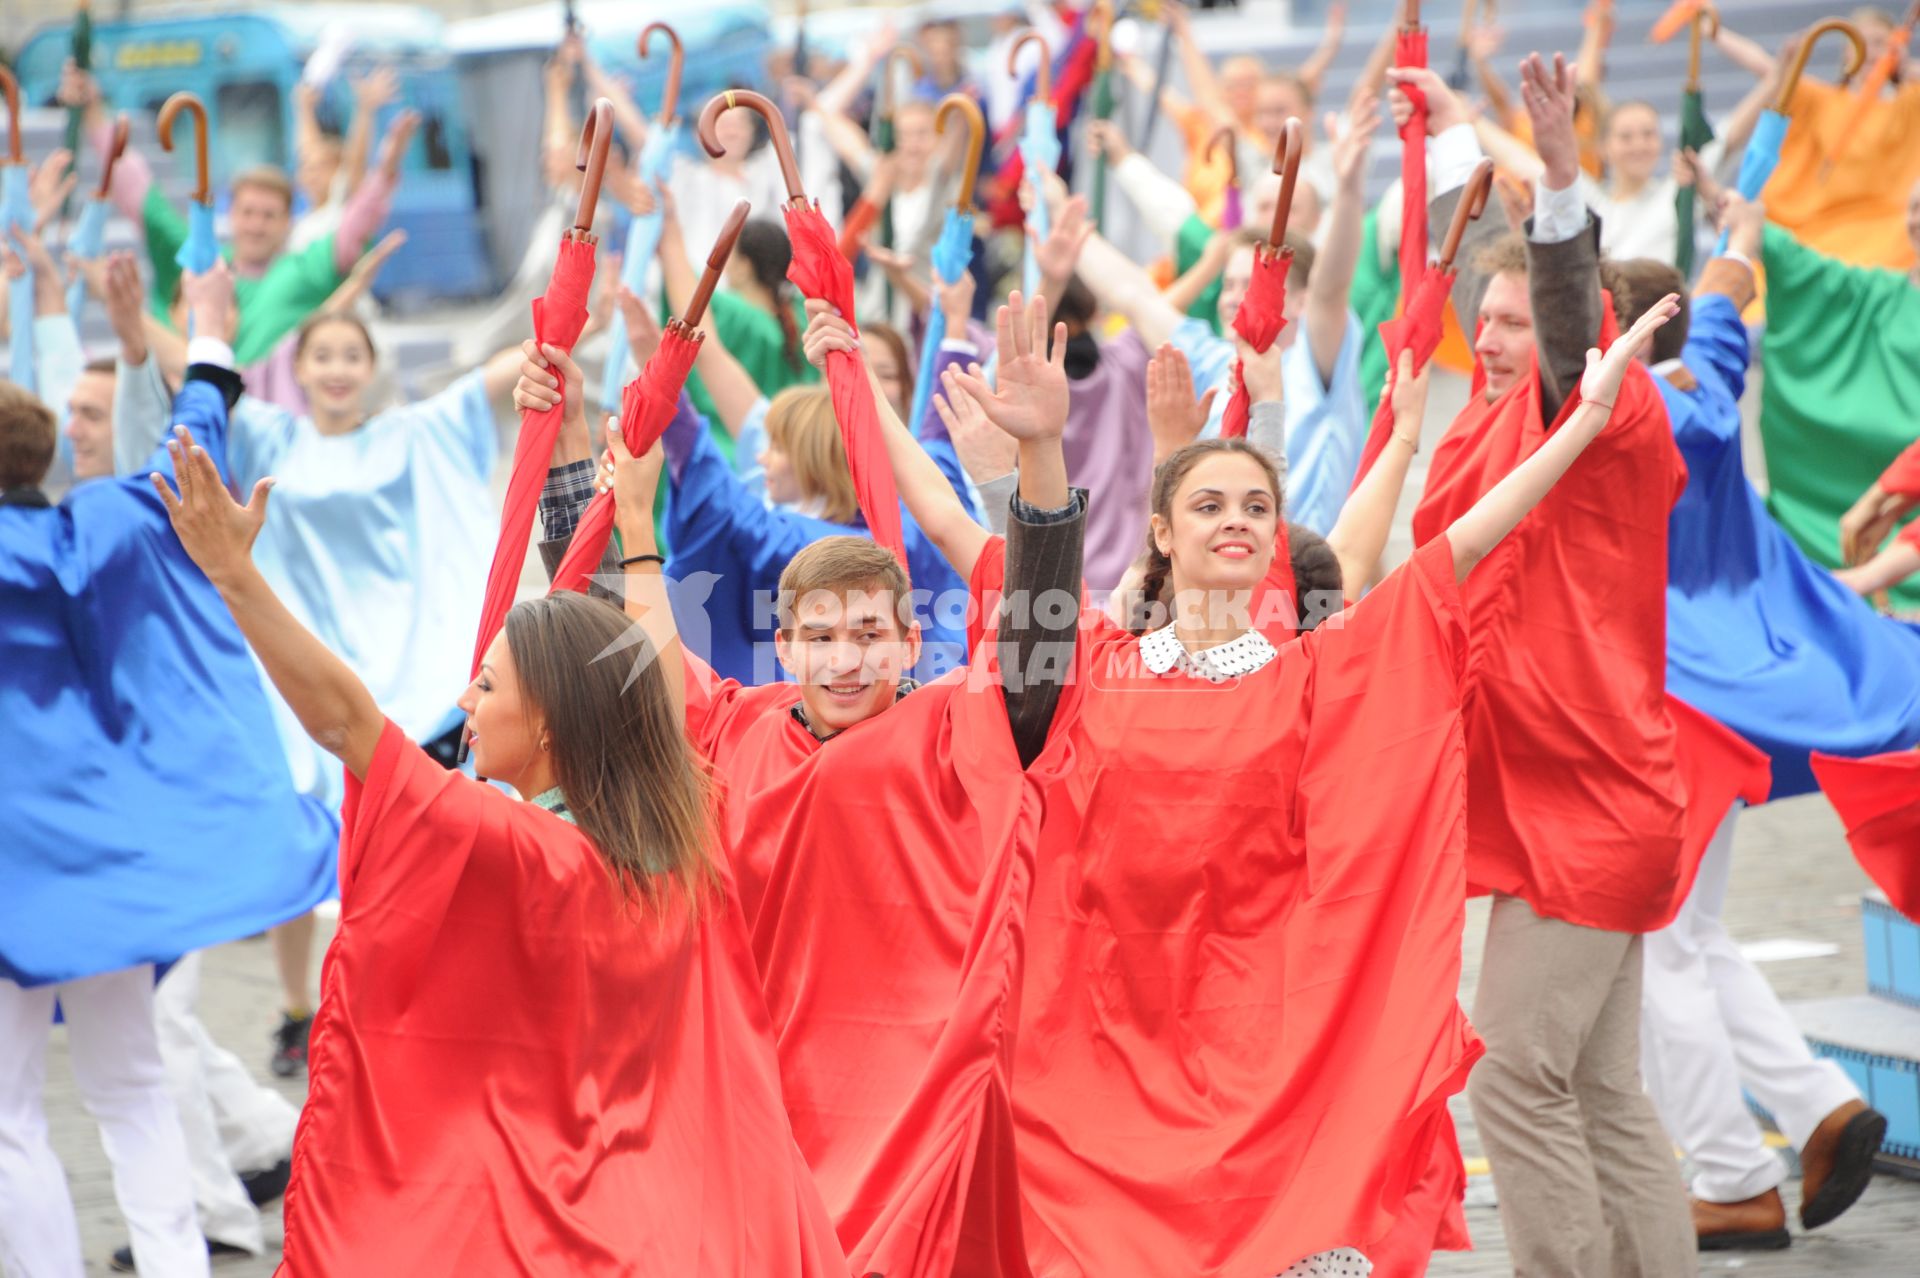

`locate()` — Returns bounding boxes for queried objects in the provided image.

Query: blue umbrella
[600,22,686,412]
[65,115,129,322]
[158,94,218,338]
[2,67,33,392]
[907,96,984,438]
[1713,21,1866,253]
[909,204,976,438]
[1009,32,1060,299]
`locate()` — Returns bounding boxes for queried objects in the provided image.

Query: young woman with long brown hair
[151,428,846,1275]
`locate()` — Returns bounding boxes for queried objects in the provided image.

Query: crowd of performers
[4,2,1920,1275]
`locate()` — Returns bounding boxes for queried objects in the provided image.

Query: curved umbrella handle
[1267,117,1305,247]
[1090,0,1115,72]
[1206,126,1238,189]
[96,112,130,199]
[880,46,925,120]
[1775,19,1868,113]
[699,89,806,204]
[1438,159,1495,272]
[936,94,986,213]
[573,98,614,233]
[1009,31,1053,102]
[157,92,211,204]
[0,67,20,165]
[1686,3,1720,92]
[681,199,749,330]
[640,23,685,125]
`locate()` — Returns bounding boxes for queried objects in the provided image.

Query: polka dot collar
[1138,623,1278,683]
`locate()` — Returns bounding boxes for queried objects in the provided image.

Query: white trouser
[154,954,298,1254]
[0,967,210,1278]
[1640,805,1862,1204]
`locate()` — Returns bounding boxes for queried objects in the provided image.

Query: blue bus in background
[13,3,775,308]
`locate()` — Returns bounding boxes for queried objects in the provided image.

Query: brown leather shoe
[1798,1099,1888,1229]
[1693,1189,1792,1251]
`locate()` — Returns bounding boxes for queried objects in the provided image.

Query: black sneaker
[240,1156,292,1206]
[269,1011,312,1078]
[110,1238,252,1271]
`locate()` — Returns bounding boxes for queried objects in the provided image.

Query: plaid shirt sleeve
[539,460,598,545]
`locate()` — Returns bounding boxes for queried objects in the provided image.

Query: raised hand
[152,425,272,588]
[1146,343,1217,462]
[1579,292,1680,409]
[943,292,1069,442]
[1519,51,1580,189]
[1387,348,1428,448]
[28,150,77,233]
[1839,484,1910,567]
[376,110,422,183]
[181,263,237,341]
[1386,66,1467,136]
[101,251,149,364]
[1326,95,1380,191]
[933,379,1018,484]
[1718,192,1764,261]
[802,298,860,370]
[513,340,584,416]
[1236,338,1285,407]
[1031,193,1093,287]
[935,268,976,333]
[353,66,401,114]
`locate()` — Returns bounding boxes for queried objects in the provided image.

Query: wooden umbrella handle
[1267,117,1305,247]
[682,199,749,329]
[698,89,806,204]
[1403,0,1421,30]
[640,23,684,125]
[936,94,986,213]
[880,46,925,120]
[1776,19,1868,112]
[1205,125,1238,189]
[1009,31,1053,102]
[1685,3,1719,93]
[157,92,210,204]
[96,113,130,199]
[573,98,614,233]
[1438,160,1495,272]
[1090,0,1115,73]
[0,67,21,165]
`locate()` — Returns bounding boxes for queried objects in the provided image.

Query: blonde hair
[765,386,860,524]
[230,166,295,212]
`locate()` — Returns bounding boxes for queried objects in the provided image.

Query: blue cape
[1663,293,1920,798]
[1,378,340,987]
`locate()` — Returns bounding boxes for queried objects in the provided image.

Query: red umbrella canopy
[1219,246,1292,441]
[469,101,615,679]
[1396,23,1431,287]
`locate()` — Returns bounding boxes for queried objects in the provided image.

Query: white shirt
[1139,622,1279,683]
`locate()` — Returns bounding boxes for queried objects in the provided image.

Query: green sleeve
[685,291,819,426]
[1174,214,1222,333]
[1759,222,1920,607]
[1350,205,1401,419]
[142,186,188,321]
[231,235,348,365]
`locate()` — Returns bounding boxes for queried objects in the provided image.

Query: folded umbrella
[1220,119,1303,441]
[2,68,33,392]
[1715,20,1867,254]
[470,99,614,679]
[1351,161,1493,491]
[701,88,908,567]
[1206,126,1243,231]
[907,96,984,439]
[1086,1,1115,231]
[157,93,218,289]
[556,201,747,597]
[66,114,128,323]
[1396,1,1430,288]
[1824,0,1917,174]
[599,22,684,414]
[1011,32,1060,297]
[1650,0,1707,43]
[1674,5,1717,278]
[1811,749,1920,921]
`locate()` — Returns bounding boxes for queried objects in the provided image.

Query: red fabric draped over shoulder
[1012,536,1480,1274]
[281,721,845,1276]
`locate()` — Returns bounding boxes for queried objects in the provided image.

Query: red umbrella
[1811,749,1920,921]
[549,200,750,597]
[698,88,909,567]
[1396,0,1430,288]
[1350,160,1493,492]
[1220,118,1304,441]
[469,98,615,678]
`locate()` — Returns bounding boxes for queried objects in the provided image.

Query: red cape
[1811,749,1920,920]
[1408,325,1765,932]
[1012,537,1481,1274]
[280,722,844,1276]
[684,595,1079,1278]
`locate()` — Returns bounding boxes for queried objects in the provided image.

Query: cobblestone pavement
[40,793,1920,1275]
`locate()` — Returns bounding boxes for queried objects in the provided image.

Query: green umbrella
[61,1,93,220]
[1088,1,1114,231]
[1673,5,1716,278]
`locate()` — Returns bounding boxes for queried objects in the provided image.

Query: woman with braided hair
[847,290,1682,1274]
